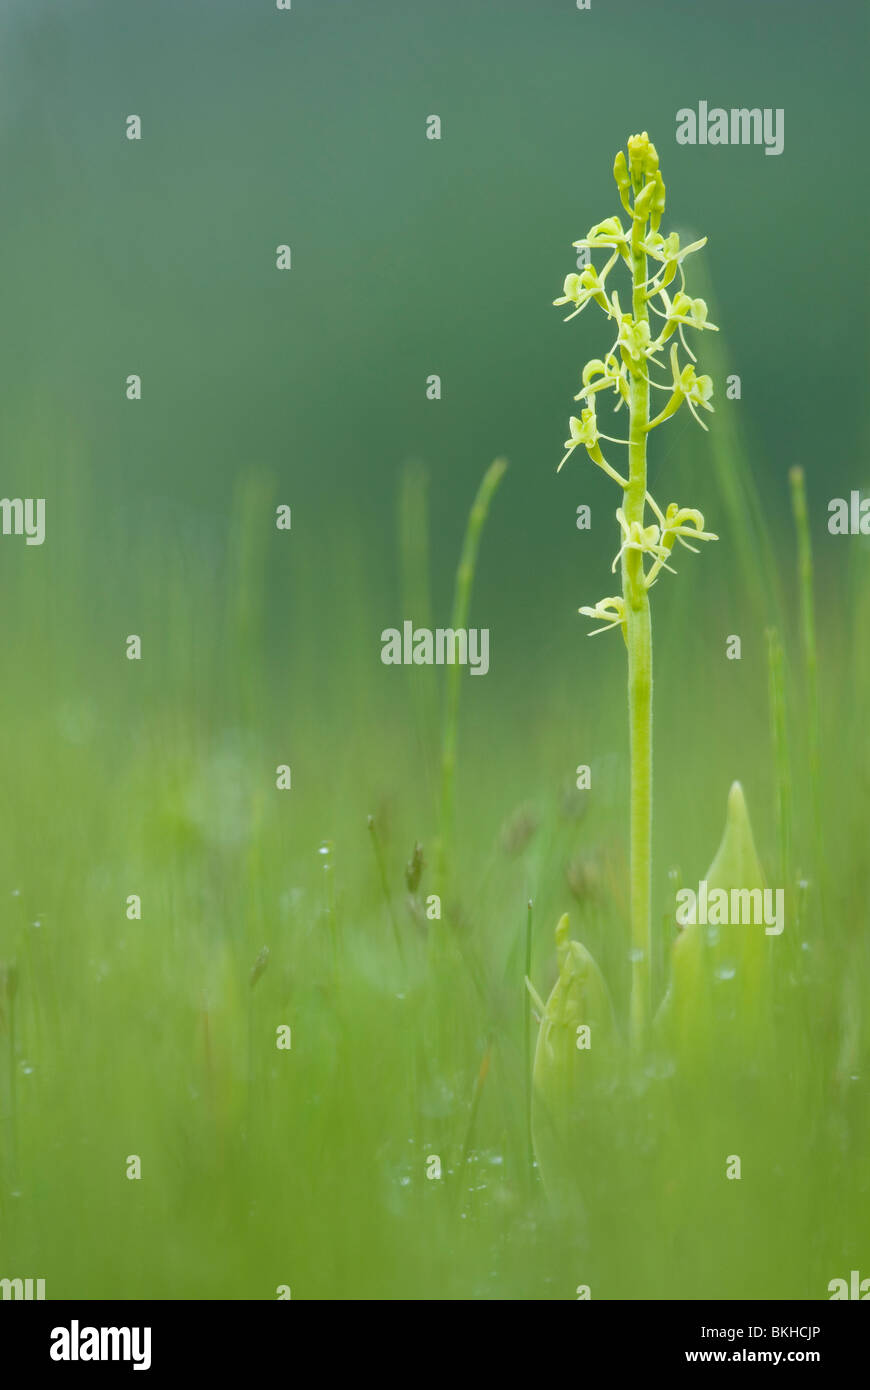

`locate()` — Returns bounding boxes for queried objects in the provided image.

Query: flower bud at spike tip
[650,170,666,231]
[627,131,653,191]
[633,180,656,223]
[613,150,632,213]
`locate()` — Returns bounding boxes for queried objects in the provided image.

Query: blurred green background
[0,0,867,1299]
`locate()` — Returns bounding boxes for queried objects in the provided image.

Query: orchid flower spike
[547,130,718,1061]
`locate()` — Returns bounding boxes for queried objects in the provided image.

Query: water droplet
[31,920,42,929]
[19,1061,33,1075]
[11,889,20,898]
[714,963,737,981]
[629,947,645,962]
[705,925,720,947]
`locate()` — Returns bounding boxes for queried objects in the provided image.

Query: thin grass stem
[766,626,791,889]
[438,457,508,899]
[789,466,824,924]
[367,813,405,965]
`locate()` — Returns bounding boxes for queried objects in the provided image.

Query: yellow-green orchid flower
[558,404,629,486]
[651,290,718,362]
[647,344,715,431]
[572,216,630,253]
[659,501,718,553]
[641,230,708,295]
[559,408,598,470]
[611,508,673,574]
[552,254,618,321]
[578,595,627,636]
[573,353,630,409]
[616,312,657,368]
[642,495,718,588]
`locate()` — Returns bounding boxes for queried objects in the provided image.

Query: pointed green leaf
[531,915,620,1202]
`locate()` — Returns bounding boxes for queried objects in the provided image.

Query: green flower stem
[624,211,652,1049]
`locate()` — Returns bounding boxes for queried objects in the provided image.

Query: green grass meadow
[1,371,868,1299]
[0,0,868,1304]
